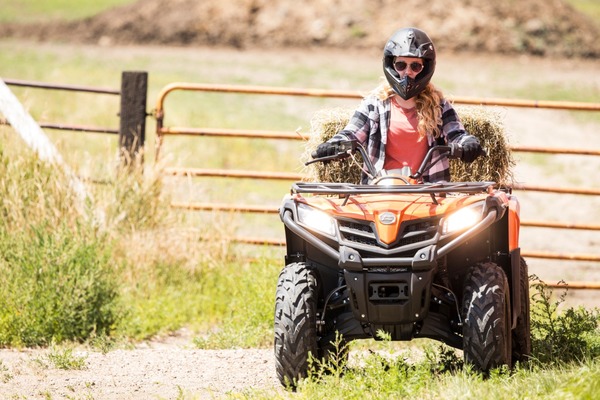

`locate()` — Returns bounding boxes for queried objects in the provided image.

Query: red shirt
[384,98,429,175]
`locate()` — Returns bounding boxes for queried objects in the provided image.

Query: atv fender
[510,247,522,329]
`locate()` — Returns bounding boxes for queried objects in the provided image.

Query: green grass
[0,140,120,347]
[236,346,600,400]
[37,345,88,370]
[237,280,600,399]
[566,0,600,28]
[509,82,600,124]
[512,82,600,105]
[0,128,281,347]
[0,0,136,23]
[116,250,279,346]
[282,357,600,400]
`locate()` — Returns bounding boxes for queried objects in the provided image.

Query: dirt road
[0,333,281,399]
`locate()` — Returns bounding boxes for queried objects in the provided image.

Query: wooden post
[119,71,148,168]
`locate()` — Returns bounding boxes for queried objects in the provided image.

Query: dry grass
[452,105,515,185]
[302,107,362,184]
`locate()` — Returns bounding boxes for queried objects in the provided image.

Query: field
[1,1,600,398]
[2,40,599,290]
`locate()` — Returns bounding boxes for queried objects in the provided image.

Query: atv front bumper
[281,207,500,272]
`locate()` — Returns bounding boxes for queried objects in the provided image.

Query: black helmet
[383,27,436,100]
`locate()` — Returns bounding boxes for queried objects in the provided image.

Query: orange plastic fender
[507,195,521,251]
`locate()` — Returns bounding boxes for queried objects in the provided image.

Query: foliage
[35,344,88,370]
[0,144,120,347]
[0,222,119,347]
[252,276,600,399]
[263,341,600,400]
[0,128,280,348]
[529,275,600,365]
[98,164,168,234]
[111,226,278,345]
[191,256,278,349]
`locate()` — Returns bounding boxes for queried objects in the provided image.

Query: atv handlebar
[307,140,481,180]
[410,145,456,180]
[307,140,378,177]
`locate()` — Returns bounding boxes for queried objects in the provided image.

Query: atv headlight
[443,202,485,234]
[297,203,336,237]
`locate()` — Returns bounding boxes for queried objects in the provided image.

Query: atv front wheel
[462,262,512,372]
[274,262,319,387]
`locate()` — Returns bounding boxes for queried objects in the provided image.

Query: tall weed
[95,162,168,234]
[0,141,119,346]
[530,275,600,365]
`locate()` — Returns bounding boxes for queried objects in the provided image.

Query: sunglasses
[394,61,424,73]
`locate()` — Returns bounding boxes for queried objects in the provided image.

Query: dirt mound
[2,0,599,58]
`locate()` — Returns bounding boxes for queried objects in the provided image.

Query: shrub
[0,143,120,346]
[530,276,600,365]
[0,223,119,346]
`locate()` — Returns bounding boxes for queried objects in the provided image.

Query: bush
[0,143,119,346]
[530,276,600,365]
[0,223,119,346]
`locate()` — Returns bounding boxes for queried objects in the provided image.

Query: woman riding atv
[315,27,483,183]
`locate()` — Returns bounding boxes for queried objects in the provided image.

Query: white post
[0,79,90,213]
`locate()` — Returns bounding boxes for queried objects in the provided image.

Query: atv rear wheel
[274,262,319,387]
[462,262,512,372]
[512,257,531,364]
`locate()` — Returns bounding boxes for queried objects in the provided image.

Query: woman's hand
[460,137,484,163]
[314,140,341,158]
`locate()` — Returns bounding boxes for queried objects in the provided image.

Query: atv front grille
[398,221,438,246]
[338,217,440,255]
[338,221,379,247]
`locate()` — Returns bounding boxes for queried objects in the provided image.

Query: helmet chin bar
[394,75,417,100]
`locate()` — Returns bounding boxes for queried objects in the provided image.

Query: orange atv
[274,140,530,387]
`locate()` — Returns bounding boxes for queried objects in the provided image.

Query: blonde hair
[373,80,443,140]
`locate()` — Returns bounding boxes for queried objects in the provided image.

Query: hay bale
[302,107,363,184]
[303,105,514,185]
[451,105,515,185]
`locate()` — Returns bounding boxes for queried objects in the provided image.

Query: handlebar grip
[449,143,463,159]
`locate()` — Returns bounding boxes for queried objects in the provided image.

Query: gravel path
[0,336,282,399]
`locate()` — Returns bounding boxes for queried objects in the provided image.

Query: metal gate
[154,83,600,290]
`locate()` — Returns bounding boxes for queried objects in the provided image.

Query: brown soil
[1,0,600,58]
[0,330,281,399]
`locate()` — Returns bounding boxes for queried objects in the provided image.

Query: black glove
[460,136,483,163]
[314,141,339,159]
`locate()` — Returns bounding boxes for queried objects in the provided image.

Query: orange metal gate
[154,83,600,290]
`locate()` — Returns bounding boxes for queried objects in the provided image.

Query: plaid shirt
[331,95,473,183]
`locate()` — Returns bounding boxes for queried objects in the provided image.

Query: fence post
[119,71,148,168]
